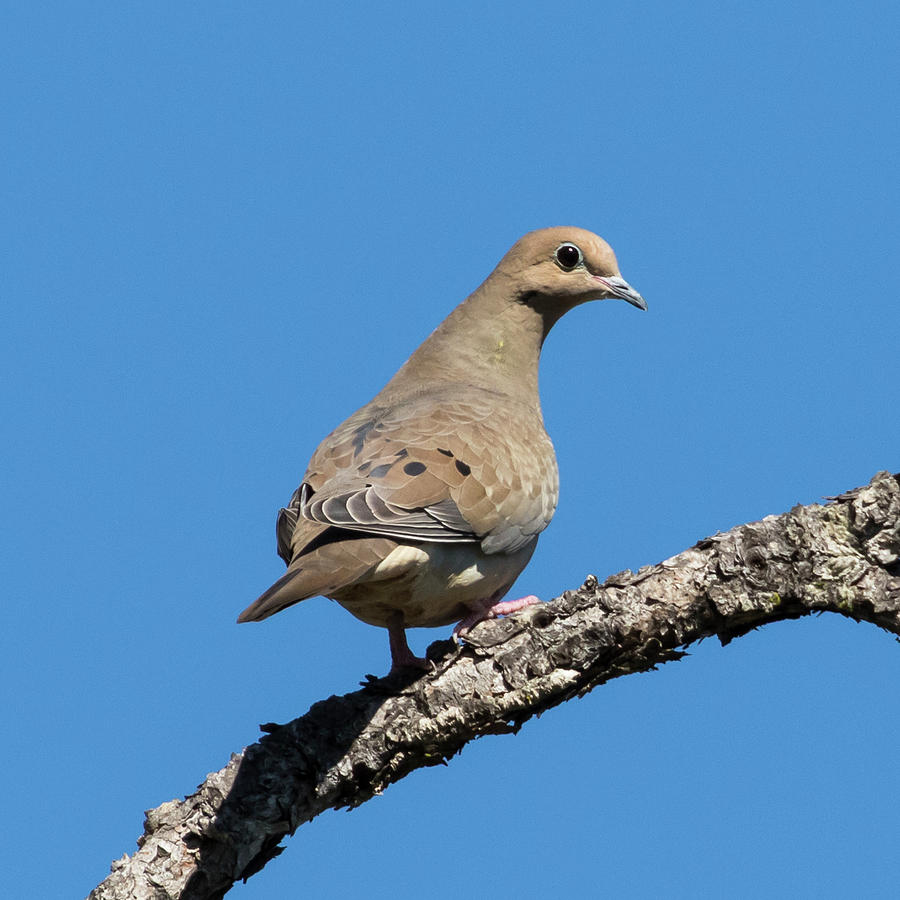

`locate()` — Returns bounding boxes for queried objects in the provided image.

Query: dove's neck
[381,276,553,410]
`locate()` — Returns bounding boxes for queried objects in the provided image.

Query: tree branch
[90,471,900,900]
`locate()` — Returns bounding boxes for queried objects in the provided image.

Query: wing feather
[277,389,559,562]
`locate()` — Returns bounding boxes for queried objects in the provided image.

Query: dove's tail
[237,567,315,622]
[238,531,401,623]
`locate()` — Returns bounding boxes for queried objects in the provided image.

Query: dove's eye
[555,243,583,270]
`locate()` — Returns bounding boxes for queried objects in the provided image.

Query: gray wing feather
[276,502,300,564]
[304,484,478,543]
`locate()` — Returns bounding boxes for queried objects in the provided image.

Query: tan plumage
[239,226,646,671]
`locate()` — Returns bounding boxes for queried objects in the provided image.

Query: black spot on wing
[369,462,394,479]
[455,459,471,476]
[351,420,377,456]
[403,461,427,476]
[437,447,454,457]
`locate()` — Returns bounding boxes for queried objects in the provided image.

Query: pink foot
[387,613,433,673]
[453,594,541,641]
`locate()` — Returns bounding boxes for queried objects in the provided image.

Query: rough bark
[89,471,900,900]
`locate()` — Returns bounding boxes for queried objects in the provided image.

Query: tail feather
[237,567,312,622]
[238,533,401,624]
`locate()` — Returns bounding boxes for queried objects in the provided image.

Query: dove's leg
[452,592,541,641]
[387,612,432,672]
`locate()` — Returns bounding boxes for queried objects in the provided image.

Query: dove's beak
[595,275,647,310]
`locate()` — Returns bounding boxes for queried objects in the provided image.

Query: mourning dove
[238,227,645,671]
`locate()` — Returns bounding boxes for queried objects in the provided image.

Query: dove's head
[384,226,645,402]
[496,227,646,322]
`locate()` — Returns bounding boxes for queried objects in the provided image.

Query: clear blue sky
[3,4,899,898]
